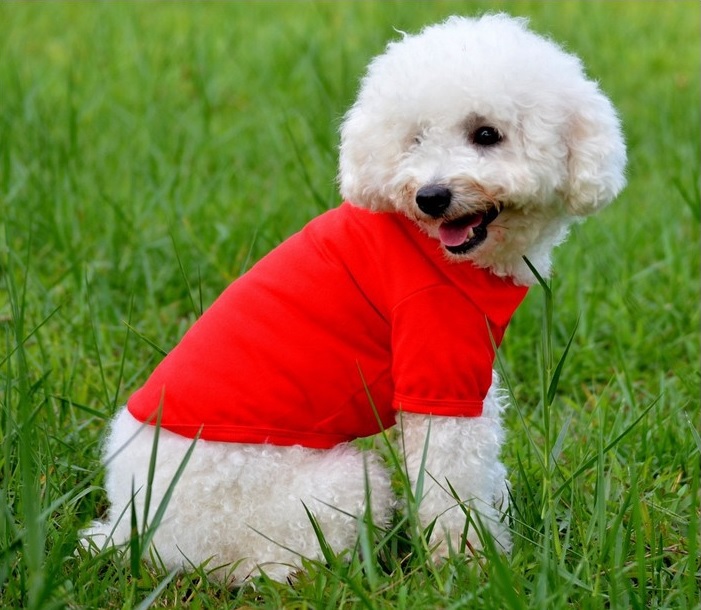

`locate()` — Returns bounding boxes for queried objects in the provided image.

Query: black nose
[416,185,452,217]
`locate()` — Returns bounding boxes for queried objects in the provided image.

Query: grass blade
[546,318,579,406]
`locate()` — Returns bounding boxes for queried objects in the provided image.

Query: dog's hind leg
[82,408,394,584]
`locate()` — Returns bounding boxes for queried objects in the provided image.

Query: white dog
[83,14,626,583]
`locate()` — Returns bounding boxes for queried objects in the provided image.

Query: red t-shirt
[127,203,528,449]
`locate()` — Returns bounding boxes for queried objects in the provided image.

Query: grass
[0,1,699,608]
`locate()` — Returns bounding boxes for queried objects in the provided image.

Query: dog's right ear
[563,87,627,216]
[337,114,367,208]
[338,106,390,212]
[337,92,404,213]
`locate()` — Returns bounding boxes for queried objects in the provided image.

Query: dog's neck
[468,215,573,287]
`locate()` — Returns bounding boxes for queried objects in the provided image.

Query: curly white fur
[85,409,393,583]
[83,13,626,584]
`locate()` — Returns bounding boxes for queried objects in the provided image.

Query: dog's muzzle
[416,185,500,254]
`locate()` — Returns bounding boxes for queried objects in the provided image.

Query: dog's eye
[472,126,502,146]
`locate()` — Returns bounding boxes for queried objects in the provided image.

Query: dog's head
[339,14,626,283]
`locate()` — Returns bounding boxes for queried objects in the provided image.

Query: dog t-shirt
[127,202,528,449]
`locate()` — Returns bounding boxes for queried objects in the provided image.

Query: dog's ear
[338,103,400,213]
[563,88,627,216]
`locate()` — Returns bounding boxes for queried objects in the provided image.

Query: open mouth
[438,206,500,254]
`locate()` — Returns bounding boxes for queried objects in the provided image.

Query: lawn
[0,1,699,608]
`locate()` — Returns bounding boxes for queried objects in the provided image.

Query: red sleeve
[390,285,500,417]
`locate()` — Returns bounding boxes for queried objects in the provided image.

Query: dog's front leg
[398,377,512,559]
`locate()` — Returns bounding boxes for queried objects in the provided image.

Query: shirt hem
[393,394,484,417]
[131,417,360,450]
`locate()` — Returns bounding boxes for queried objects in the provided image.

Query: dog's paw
[429,508,512,564]
[77,520,114,554]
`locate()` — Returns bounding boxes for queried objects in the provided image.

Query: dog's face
[339,14,626,281]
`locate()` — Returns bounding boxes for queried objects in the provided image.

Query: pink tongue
[438,215,483,247]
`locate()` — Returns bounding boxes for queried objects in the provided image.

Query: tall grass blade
[555,397,660,499]
[358,457,379,591]
[121,322,168,357]
[546,319,578,407]
[550,411,572,467]
[129,480,141,578]
[5,228,50,609]
[112,295,135,409]
[672,172,701,222]
[133,569,178,610]
[170,233,202,319]
[139,432,200,555]
[685,449,700,607]
[301,502,338,570]
[686,412,701,453]
[283,119,328,213]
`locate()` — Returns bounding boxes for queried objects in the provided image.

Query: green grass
[1,1,699,608]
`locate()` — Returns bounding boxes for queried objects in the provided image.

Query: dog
[82,14,626,584]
